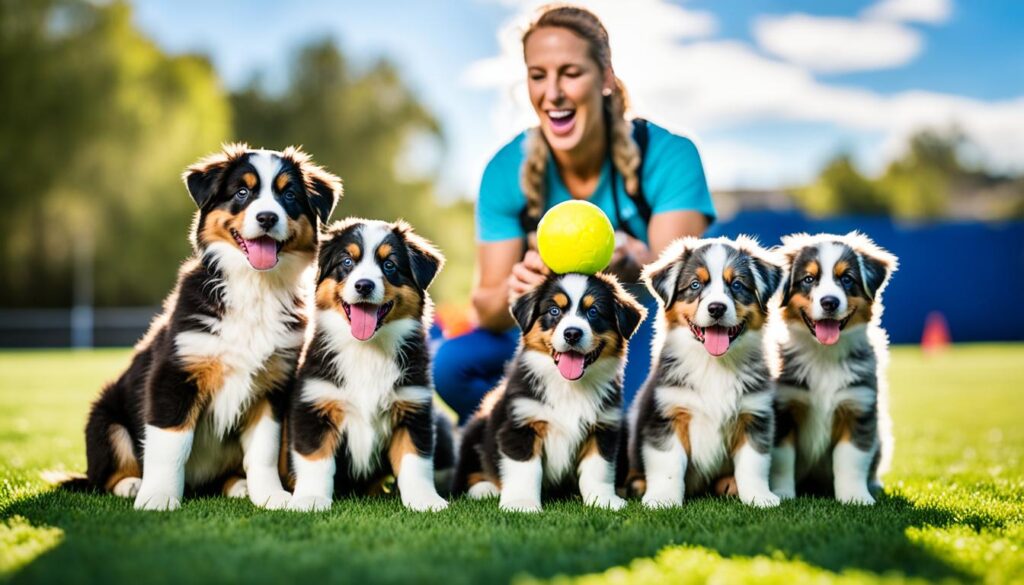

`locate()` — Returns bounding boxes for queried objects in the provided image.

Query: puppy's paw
[254,490,292,510]
[499,498,542,513]
[467,481,500,499]
[224,479,248,499]
[641,491,682,509]
[287,495,332,512]
[134,491,181,511]
[111,477,141,499]
[741,490,781,508]
[836,490,876,505]
[586,493,627,511]
[403,492,448,512]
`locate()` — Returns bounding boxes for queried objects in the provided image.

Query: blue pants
[432,290,658,424]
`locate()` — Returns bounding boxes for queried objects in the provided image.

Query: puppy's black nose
[354,279,375,296]
[820,296,840,312]
[707,302,727,319]
[256,212,279,230]
[563,327,583,346]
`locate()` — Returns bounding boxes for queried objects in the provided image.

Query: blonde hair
[520,5,641,223]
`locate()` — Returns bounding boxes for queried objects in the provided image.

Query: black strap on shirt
[518,118,651,237]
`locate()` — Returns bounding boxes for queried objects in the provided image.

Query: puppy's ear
[306,167,342,224]
[396,221,445,290]
[182,143,250,209]
[753,258,783,312]
[642,238,695,307]
[778,233,807,308]
[510,286,542,333]
[847,232,898,300]
[614,293,647,340]
[284,146,342,223]
[737,236,783,312]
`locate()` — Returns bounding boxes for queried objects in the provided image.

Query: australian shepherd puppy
[286,219,451,512]
[451,273,646,512]
[769,232,897,505]
[627,236,784,508]
[79,144,341,511]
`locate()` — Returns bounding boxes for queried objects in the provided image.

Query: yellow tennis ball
[537,200,615,275]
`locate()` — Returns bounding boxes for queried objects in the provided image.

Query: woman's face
[524,27,610,154]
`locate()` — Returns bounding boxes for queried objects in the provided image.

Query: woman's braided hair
[520,5,641,223]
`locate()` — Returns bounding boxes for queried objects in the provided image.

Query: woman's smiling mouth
[546,108,576,136]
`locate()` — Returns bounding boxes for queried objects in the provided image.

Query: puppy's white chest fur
[305,310,423,477]
[778,325,877,471]
[174,252,307,436]
[515,352,620,482]
[657,330,772,484]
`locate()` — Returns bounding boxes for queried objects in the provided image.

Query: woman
[434,5,715,423]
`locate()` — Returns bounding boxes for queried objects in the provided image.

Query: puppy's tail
[41,470,95,492]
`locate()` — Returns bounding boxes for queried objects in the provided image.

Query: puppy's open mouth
[801,310,854,346]
[551,340,606,381]
[231,229,286,271]
[687,318,746,357]
[341,301,394,341]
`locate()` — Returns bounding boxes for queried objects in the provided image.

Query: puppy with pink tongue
[771,232,898,505]
[451,272,646,513]
[626,236,785,509]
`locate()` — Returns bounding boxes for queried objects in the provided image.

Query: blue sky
[132,0,1024,200]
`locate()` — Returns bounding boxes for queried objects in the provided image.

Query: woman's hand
[508,250,550,301]
[606,231,652,283]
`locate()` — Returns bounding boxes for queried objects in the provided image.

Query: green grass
[1,345,1022,584]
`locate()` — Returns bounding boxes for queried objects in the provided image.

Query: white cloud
[464,0,1024,191]
[864,0,953,24]
[753,14,922,73]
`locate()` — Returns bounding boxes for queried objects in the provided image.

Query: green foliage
[0,0,230,307]
[874,129,965,219]
[794,128,1024,219]
[230,40,472,304]
[1,345,1023,584]
[794,154,888,216]
[0,4,473,308]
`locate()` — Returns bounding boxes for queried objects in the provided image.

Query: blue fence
[707,210,1024,343]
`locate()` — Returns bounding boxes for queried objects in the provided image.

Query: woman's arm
[472,239,532,331]
[607,210,709,280]
[647,210,708,256]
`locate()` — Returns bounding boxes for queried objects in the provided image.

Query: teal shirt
[475,121,715,244]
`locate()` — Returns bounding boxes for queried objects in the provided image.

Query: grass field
[1,345,1022,584]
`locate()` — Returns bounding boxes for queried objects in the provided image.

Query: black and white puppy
[770,232,897,505]
[452,273,646,512]
[627,236,783,508]
[287,219,450,512]
[79,144,340,510]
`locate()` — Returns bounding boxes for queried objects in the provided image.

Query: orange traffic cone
[921,311,950,354]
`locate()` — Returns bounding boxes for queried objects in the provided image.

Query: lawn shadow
[1,488,989,584]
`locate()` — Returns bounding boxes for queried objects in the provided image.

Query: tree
[876,129,963,219]
[231,40,473,304]
[0,0,230,307]
[793,153,889,216]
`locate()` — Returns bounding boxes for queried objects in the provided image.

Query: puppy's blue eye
[690,280,702,290]
[587,306,599,319]
[802,275,815,285]
[341,257,354,269]
[382,259,397,273]
[283,190,296,202]
[840,274,854,286]
[548,306,561,317]
[730,280,744,292]
[235,188,249,200]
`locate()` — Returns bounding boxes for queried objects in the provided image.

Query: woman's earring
[601,87,613,97]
